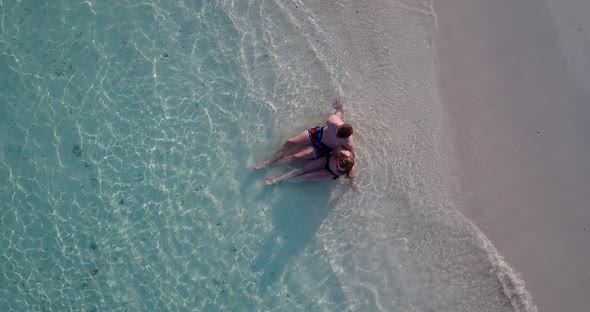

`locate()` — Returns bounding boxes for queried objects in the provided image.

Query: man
[252,98,354,169]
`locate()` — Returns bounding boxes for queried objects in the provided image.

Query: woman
[265,148,359,191]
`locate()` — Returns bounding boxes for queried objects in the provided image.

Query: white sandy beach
[435,0,590,311]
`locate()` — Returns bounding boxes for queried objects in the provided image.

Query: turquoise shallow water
[0,1,347,310]
[1,1,535,311]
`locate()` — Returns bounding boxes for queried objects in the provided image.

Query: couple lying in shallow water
[253,99,359,191]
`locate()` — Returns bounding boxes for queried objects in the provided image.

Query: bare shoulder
[344,137,354,150]
[327,114,343,126]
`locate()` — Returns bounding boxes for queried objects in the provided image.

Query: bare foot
[252,161,268,170]
[265,177,278,185]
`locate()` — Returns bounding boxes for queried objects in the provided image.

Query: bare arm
[326,114,343,129]
[347,166,360,191]
[333,98,344,119]
[344,140,355,157]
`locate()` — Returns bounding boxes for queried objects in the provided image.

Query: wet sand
[435,0,590,311]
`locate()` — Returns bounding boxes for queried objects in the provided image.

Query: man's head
[336,123,353,138]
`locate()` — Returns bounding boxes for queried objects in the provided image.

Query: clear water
[0,1,534,311]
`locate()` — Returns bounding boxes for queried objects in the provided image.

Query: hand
[350,180,360,192]
[333,98,344,110]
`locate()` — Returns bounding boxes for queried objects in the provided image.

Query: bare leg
[266,169,338,185]
[265,167,305,185]
[275,146,316,166]
[266,156,327,185]
[283,170,339,183]
[252,130,311,170]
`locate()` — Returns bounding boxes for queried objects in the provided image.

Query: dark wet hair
[336,124,353,138]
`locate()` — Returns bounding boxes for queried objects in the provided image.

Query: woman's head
[336,124,353,138]
[337,154,354,172]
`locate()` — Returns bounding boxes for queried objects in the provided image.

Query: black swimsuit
[324,155,340,180]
